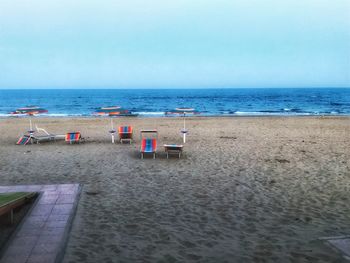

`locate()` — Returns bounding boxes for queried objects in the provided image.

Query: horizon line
[0,86,350,90]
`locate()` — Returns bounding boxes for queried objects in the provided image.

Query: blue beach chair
[65,132,82,144]
[140,138,157,159]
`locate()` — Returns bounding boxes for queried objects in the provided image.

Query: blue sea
[0,88,349,117]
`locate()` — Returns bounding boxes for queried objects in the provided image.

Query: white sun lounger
[32,126,65,144]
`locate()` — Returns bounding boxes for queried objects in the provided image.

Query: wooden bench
[0,192,36,224]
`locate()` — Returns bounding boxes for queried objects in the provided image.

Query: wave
[233,111,312,116]
[40,113,87,117]
[0,110,349,118]
[134,112,165,116]
[0,113,88,117]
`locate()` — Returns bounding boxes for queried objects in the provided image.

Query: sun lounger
[118,126,133,144]
[33,126,65,144]
[16,135,31,145]
[141,138,157,159]
[17,126,66,145]
[31,134,56,143]
[65,132,82,144]
[164,144,183,158]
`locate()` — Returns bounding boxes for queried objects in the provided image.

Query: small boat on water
[10,106,48,115]
[94,106,138,117]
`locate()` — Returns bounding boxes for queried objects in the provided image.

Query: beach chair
[118,126,133,144]
[140,130,158,159]
[31,134,56,143]
[30,125,65,144]
[16,135,31,145]
[164,144,183,159]
[140,138,157,159]
[65,132,82,144]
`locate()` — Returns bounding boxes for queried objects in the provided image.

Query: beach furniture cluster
[138,130,183,159]
[12,105,194,158]
[137,129,183,159]
[16,126,184,159]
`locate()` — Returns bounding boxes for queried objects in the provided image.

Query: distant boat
[94,106,138,117]
[11,106,48,115]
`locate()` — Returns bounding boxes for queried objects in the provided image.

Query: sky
[0,0,349,89]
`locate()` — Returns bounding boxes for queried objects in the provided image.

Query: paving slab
[321,236,350,261]
[0,184,81,263]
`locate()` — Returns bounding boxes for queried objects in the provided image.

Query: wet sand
[0,117,350,262]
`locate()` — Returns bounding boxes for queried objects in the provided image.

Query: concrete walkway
[0,184,81,263]
[319,235,350,261]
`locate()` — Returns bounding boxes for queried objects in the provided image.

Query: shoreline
[1,115,350,119]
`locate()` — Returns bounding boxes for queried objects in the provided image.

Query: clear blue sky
[0,0,349,88]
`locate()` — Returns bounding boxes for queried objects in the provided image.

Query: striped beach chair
[65,132,82,144]
[16,135,31,145]
[118,126,133,144]
[140,138,157,159]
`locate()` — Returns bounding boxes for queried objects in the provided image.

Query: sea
[0,88,349,117]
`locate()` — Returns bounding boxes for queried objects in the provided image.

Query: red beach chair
[16,135,31,145]
[118,126,133,144]
[140,138,157,159]
[65,132,82,144]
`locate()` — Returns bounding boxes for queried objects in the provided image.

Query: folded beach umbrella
[95,106,129,116]
[11,106,48,135]
[166,108,199,143]
[94,106,129,143]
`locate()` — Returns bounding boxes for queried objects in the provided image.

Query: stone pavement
[320,235,350,261]
[0,184,81,263]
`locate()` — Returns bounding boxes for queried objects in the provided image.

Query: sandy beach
[0,116,349,262]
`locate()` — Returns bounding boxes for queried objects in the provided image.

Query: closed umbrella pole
[110,118,114,131]
[110,118,116,144]
[166,108,198,143]
[95,106,120,143]
[183,112,186,143]
[29,118,33,132]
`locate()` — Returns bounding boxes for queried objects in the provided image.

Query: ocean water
[0,88,349,117]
